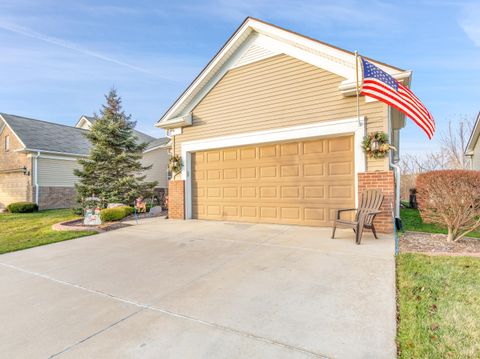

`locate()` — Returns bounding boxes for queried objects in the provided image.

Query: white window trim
[180,116,366,219]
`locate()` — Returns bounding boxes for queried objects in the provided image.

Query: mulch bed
[52,210,168,233]
[400,231,480,256]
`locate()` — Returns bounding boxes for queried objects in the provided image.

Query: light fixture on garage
[370,138,380,152]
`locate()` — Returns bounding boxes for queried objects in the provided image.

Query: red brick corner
[168,180,185,220]
[358,171,394,234]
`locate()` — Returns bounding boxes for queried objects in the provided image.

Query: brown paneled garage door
[191,135,355,226]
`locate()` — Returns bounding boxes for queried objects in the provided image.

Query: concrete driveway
[0,219,396,359]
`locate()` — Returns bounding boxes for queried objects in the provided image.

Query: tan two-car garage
[191,135,355,226]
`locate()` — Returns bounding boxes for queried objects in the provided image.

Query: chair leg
[371,224,379,239]
[355,224,360,244]
[331,223,337,239]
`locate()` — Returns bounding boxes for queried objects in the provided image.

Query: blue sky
[0,0,479,154]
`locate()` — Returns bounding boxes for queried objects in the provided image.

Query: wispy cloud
[175,0,400,29]
[0,19,165,77]
[458,2,480,46]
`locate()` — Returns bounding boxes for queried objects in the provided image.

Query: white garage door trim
[181,116,365,219]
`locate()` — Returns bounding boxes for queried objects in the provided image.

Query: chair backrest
[356,189,384,225]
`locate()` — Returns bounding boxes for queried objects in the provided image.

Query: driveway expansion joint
[0,261,329,359]
[48,308,145,358]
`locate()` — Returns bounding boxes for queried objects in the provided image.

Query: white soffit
[157,17,411,127]
[231,34,281,68]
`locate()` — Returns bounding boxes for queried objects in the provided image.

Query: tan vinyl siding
[37,158,80,187]
[141,148,169,188]
[174,54,388,171]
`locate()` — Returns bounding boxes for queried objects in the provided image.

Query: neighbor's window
[4,135,9,151]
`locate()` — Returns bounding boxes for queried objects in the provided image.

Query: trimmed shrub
[7,202,38,213]
[416,170,480,242]
[123,206,134,216]
[99,206,133,222]
[71,207,84,216]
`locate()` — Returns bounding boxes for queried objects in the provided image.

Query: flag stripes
[360,58,435,139]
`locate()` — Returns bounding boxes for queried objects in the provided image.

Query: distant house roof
[76,115,158,149]
[0,113,168,156]
[465,112,480,155]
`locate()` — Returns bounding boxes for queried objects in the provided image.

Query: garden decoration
[362,131,396,159]
[168,154,183,179]
[83,196,101,225]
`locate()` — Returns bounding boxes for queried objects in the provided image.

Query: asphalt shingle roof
[0,113,167,156]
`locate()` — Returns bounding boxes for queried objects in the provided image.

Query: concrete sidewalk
[0,219,396,358]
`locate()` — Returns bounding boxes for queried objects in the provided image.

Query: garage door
[191,135,355,226]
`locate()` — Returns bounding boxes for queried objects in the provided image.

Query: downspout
[388,108,401,220]
[34,151,40,206]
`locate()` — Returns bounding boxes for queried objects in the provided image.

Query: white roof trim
[159,113,192,129]
[75,115,93,129]
[143,143,170,154]
[18,148,86,157]
[156,17,411,127]
[465,112,480,155]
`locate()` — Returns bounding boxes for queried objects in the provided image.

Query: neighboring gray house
[0,113,169,210]
[465,112,480,170]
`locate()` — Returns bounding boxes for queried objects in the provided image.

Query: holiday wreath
[362,131,396,159]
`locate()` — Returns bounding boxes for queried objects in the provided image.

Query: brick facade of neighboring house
[0,125,33,209]
[358,171,395,233]
[0,113,170,211]
[35,186,77,210]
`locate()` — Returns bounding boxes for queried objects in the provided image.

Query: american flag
[360,57,435,139]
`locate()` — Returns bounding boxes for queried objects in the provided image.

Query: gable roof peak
[156,17,411,127]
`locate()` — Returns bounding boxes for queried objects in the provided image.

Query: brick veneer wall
[0,126,33,209]
[168,180,185,219]
[358,171,395,233]
[36,186,76,210]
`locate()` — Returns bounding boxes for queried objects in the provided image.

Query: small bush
[71,207,84,216]
[417,170,480,242]
[123,206,134,216]
[7,202,38,213]
[99,206,133,222]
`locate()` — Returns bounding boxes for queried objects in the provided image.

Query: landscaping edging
[400,231,480,257]
[52,219,105,233]
[52,219,133,233]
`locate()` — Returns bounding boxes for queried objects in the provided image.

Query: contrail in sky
[0,20,157,76]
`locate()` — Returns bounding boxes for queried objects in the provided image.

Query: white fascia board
[38,154,80,161]
[161,33,256,124]
[143,144,170,154]
[181,116,366,219]
[157,24,254,124]
[21,148,87,157]
[155,113,192,129]
[466,113,480,154]
[75,115,93,129]
[250,19,407,77]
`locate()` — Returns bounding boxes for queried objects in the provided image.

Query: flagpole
[355,50,361,126]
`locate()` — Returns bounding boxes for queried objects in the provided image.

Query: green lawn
[397,254,480,358]
[401,208,480,238]
[0,209,96,254]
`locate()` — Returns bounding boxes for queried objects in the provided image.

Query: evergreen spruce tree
[75,89,157,208]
